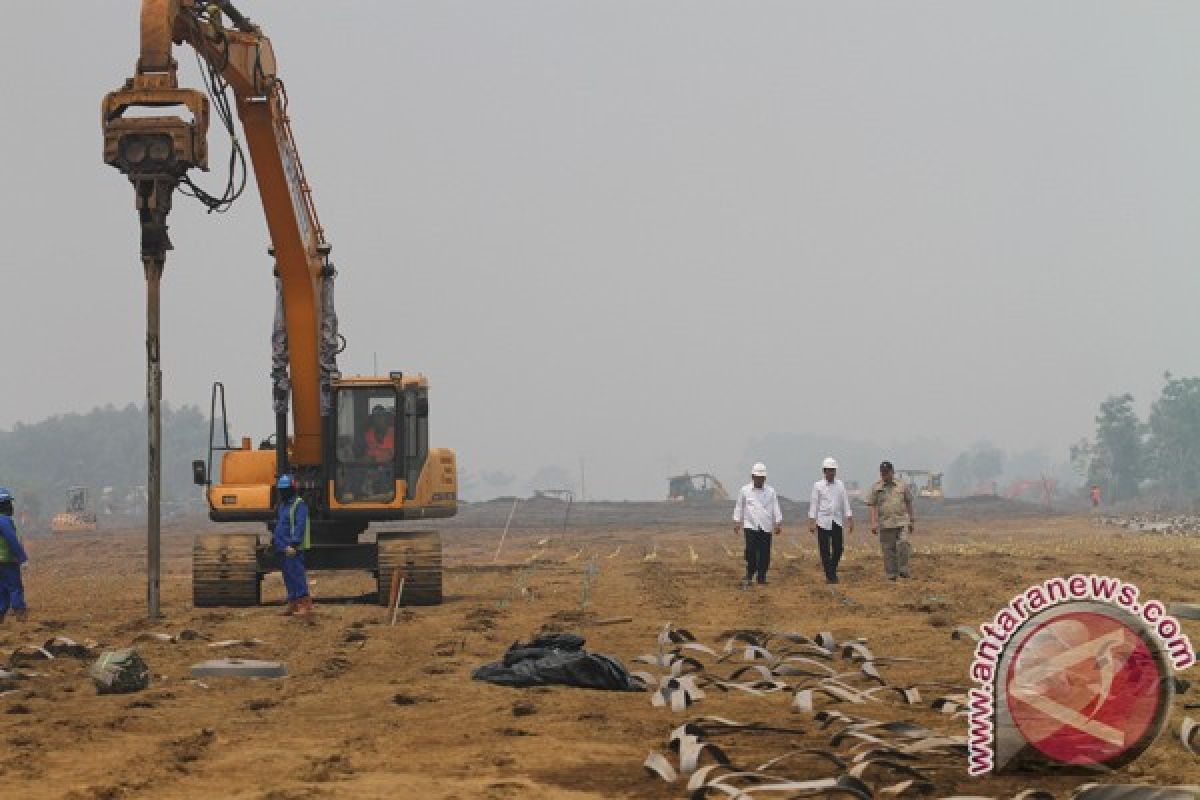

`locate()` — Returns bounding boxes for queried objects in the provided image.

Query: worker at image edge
[274,475,314,616]
[732,463,783,589]
[0,487,29,622]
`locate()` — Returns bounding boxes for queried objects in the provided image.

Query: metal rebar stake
[133,175,176,620]
[145,253,164,618]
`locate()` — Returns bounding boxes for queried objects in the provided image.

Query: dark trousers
[743,528,772,582]
[817,522,843,581]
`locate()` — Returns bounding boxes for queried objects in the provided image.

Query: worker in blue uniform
[273,475,313,616]
[0,487,29,622]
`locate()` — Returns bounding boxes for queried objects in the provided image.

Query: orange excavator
[102,1,457,607]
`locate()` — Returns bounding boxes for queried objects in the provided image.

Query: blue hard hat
[276,475,294,490]
[0,487,11,502]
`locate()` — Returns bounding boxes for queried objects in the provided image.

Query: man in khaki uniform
[865,461,915,581]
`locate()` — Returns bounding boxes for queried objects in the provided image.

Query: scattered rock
[305,753,355,782]
[164,728,215,771]
[512,700,537,717]
[498,727,533,737]
[243,697,277,711]
[433,640,461,657]
[318,657,351,679]
[909,596,949,613]
[391,692,435,706]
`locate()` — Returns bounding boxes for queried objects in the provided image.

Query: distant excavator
[50,487,98,534]
[668,472,730,503]
[896,470,945,500]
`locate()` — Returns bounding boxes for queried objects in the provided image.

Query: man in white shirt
[807,457,854,584]
[732,462,783,589]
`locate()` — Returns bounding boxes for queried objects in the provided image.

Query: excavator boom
[106,0,331,466]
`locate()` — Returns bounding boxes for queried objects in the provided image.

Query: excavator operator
[365,405,395,464]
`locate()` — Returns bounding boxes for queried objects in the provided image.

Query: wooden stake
[493,497,520,562]
[389,569,406,627]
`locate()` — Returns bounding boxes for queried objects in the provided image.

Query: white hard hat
[822,457,838,470]
[750,462,767,477]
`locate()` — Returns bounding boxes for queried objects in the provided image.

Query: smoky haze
[3,2,1199,501]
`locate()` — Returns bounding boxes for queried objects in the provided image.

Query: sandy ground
[2,503,1198,799]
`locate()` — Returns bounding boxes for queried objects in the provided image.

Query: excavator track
[377,530,442,606]
[193,533,262,607]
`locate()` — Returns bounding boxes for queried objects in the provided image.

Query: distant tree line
[1071,373,1200,503]
[0,403,210,525]
[944,442,1006,496]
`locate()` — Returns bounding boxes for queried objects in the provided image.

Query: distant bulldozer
[667,472,729,503]
[897,470,945,500]
[51,487,98,534]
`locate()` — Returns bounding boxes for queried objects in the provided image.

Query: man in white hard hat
[807,457,854,584]
[732,463,783,589]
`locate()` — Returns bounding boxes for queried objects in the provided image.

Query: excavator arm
[103,0,333,467]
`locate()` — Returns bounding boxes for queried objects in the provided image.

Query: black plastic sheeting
[472,633,645,691]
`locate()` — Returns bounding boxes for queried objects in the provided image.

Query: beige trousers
[879,526,911,578]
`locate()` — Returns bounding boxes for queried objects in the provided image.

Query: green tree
[1146,373,1200,499]
[1088,393,1144,502]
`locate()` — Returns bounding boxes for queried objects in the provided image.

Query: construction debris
[191,659,288,679]
[635,624,1198,798]
[132,629,211,644]
[472,633,645,691]
[8,645,54,667]
[1095,514,1200,536]
[89,648,151,695]
[208,638,268,649]
[950,625,981,644]
[1168,604,1200,621]
[1182,716,1198,756]
[43,636,98,659]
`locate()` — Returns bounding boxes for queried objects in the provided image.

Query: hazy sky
[4,2,1200,499]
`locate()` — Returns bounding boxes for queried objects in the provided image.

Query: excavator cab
[327,374,445,511]
[334,385,399,503]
